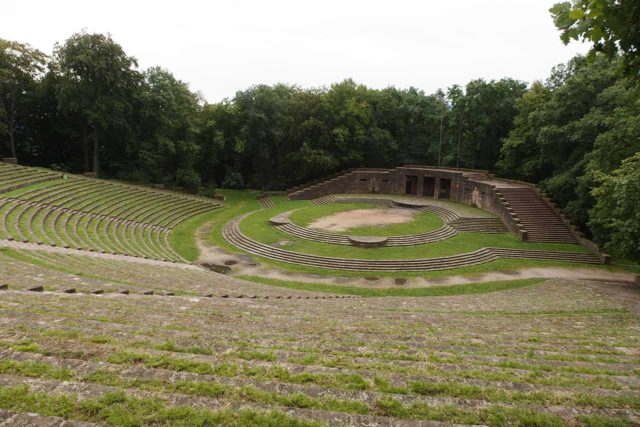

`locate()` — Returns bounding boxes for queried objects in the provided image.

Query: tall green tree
[551,0,640,77]
[54,31,140,175]
[589,152,640,260]
[499,55,639,229]
[136,67,201,186]
[455,78,526,170]
[0,39,47,158]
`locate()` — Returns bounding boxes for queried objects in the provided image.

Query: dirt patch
[309,208,415,232]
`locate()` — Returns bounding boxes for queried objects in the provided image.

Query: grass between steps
[1,360,633,426]
[0,178,66,197]
[0,248,137,288]
[0,385,319,427]
[236,276,544,297]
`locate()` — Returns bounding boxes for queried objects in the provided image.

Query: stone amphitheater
[1,161,639,427]
[221,166,608,272]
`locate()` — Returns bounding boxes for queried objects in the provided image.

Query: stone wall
[287,166,525,238]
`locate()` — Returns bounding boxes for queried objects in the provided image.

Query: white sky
[2,0,588,102]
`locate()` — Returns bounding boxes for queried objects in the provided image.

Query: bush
[175,168,201,194]
[198,182,217,198]
[589,153,640,260]
[222,171,245,189]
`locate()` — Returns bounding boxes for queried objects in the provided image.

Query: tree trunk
[83,122,90,173]
[92,128,99,177]
[8,128,16,158]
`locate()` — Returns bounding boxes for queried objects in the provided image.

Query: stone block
[348,235,388,248]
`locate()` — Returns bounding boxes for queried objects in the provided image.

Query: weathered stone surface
[347,235,388,248]
[200,263,231,274]
[269,211,293,225]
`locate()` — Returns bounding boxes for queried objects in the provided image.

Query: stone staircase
[257,196,275,209]
[496,188,577,244]
[448,217,507,233]
[287,169,389,200]
[286,169,353,199]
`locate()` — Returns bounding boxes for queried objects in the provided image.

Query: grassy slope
[289,203,444,236]
[168,210,221,262]
[238,276,545,297]
[205,189,263,252]
[0,178,67,197]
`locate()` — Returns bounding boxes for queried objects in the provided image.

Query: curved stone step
[223,216,601,271]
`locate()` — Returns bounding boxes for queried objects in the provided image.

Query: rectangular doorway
[439,178,451,199]
[422,176,435,197]
[405,175,418,195]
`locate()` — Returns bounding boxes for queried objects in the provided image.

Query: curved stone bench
[348,235,388,248]
[269,211,294,226]
[223,214,602,271]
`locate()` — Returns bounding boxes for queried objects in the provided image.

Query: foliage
[550,0,640,77]
[499,55,640,230]
[222,171,245,189]
[54,31,140,175]
[0,38,47,158]
[0,33,525,191]
[589,153,640,260]
[175,167,201,193]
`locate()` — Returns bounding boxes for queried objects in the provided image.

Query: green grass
[289,202,444,236]
[0,248,136,287]
[237,276,544,297]
[0,178,66,197]
[0,360,72,380]
[205,189,275,252]
[0,385,320,427]
[168,210,221,262]
[241,206,587,260]
[199,190,638,278]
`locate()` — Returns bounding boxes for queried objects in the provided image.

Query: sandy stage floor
[308,208,415,232]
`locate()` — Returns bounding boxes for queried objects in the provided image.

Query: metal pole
[456,113,462,168]
[438,113,443,166]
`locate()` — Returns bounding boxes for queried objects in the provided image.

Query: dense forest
[1,1,639,259]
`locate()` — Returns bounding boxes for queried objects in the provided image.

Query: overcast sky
[3,0,588,102]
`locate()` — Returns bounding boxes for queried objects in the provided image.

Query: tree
[0,39,47,158]
[499,54,640,232]
[589,152,640,260]
[54,31,140,175]
[454,78,526,170]
[550,0,640,77]
[136,67,201,184]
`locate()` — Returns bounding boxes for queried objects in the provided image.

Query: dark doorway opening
[439,178,451,199]
[405,175,418,195]
[422,177,435,197]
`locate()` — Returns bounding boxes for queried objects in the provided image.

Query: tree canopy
[551,0,640,77]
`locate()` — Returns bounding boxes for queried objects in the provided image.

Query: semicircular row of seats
[224,215,602,271]
[0,162,62,193]
[0,163,222,262]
